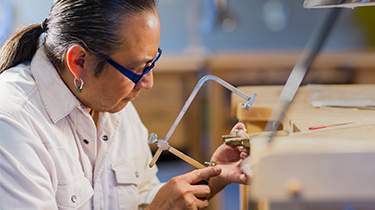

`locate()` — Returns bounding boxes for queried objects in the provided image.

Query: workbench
[133,51,375,210]
[232,84,375,210]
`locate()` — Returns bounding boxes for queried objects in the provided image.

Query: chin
[106,101,129,113]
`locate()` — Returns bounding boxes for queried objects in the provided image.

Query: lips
[123,92,139,102]
[124,96,137,101]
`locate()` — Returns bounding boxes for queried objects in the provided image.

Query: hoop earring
[74,78,84,93]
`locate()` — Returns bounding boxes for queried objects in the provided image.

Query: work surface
[232,84,375,138]
[231,84,375,209]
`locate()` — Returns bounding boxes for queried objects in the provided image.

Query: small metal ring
[204,161,217,166]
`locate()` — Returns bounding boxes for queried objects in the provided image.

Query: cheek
[99,69,132,93]
[91,66,136,103]
[117,83,135,97]
[108,77,136,100]
[93,80,134,111]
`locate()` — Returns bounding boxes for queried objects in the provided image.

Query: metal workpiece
[223,136,251,148]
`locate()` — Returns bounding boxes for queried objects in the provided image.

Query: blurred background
[1,0,375,209]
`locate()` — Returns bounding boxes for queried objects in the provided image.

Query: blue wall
[157,0,365,53]
[1,0,367,52]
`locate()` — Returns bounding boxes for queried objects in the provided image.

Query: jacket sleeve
[0,114,58,209]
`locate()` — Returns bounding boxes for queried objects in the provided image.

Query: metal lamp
[304,0,375,8]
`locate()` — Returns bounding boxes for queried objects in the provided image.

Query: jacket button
[102,135,108,141]
[135,171,139,178]
[83,139,89,144]
[71,195,77,203]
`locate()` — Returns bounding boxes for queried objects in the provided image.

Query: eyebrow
[127,59,152,69]
[130,53,158,67]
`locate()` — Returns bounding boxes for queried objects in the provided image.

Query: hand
[229,122,250,159]
[147,167,222,210]
[208,123,252,197]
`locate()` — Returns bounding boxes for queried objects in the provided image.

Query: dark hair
[0,0,156,76]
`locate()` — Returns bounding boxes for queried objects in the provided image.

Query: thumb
[231,123,248,136]
[232,122,246,130]
[185,167,222,184]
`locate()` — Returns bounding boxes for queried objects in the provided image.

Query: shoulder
[0,63,53,161]
[0,62,39,118]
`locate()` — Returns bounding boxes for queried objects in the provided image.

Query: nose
[135,70,153,90]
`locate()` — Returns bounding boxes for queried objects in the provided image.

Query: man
[0,0,250,209]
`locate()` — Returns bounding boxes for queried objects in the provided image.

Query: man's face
[82,8,161,113]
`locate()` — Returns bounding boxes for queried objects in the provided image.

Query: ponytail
[0,23,44,74]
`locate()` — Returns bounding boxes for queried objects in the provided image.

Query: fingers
[232,122,246,130]
[192,185,211,199]
[159,167,221,209]
[237,174,249,185]
[239,147,247,153]
[185,166,222,185]
[228,166,251,185]
[194,198,209,209]
[184,185,211,210]
[240,151,249,159]
[239,147,250,159]
[237,130,249,137]
[180,188,210,209]
[241,163,254,178]
[150,176,211,210]
[230,123,249,137]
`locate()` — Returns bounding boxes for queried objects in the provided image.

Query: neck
[87,108,99,128]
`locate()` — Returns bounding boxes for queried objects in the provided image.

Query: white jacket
[0,47,162,209]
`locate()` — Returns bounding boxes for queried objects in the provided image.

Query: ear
[66,45,88,80]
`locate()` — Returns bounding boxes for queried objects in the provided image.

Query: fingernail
[214,166,222,173]
[240,152,249,159]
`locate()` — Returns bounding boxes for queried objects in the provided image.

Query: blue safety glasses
[95,48,162,84]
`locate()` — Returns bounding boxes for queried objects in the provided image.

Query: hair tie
[41,18,48,33]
